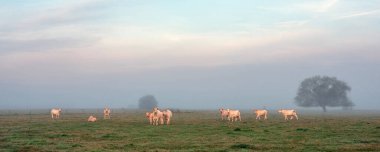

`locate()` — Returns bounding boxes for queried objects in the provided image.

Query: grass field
[1,109,380,151]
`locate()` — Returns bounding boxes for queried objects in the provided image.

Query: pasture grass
[0,110,380,151]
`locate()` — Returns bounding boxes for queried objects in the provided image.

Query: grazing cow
[103,107,111,119]
[152,107,164,125]
[88,115,97,122]
[162,109,173,125]
[51,108,61,119]
[145,112,154,125]
[278,109,298,120]
[254,109,268,120]
[219,108,229,120]
[227,109,241,122]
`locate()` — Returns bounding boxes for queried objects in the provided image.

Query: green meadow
[1,109,380,151]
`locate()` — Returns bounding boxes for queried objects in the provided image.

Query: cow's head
[163,111,169,117]
[219,108,224,113]
[145,112,151,118]
[278,109,283,113]
[153,108,159,115]
[104,108,110,114]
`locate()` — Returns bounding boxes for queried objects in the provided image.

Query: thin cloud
[337,10,380,19]
[276,20,309,28]
[0,37,98,54]
[317,0,339,12]
[0,1,106,54]
[37,2,105,25]
[294,0,339,13]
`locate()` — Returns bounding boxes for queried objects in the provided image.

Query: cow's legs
[294,114,299,120]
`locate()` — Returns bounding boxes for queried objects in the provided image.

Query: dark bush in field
[233,128,241,131]
[231,143,253,149]
[296,128,309,132]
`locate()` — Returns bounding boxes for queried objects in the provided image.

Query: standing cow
[162,109,173,125]
[103,107,111,119]
[146,112,154,125]
[51,108,62,119]
[227,109,241,122]
[151,107,164,125]
[219,108,229,120]
[254,109,268,120]
[278,109,299,120]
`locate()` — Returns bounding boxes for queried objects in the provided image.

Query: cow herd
[145,107,173,125]
[219,108,298,122]
[50,107,299,125]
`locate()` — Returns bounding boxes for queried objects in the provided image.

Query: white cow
[88,115,97,122]
[227,109,241,122]
[152,107,164,125]
[51,108,61,119]
[162,109,173,125]
[278,109,298,120]
[103,107,111,119]
[146,112,154,125]
[254,109,268,120]
[219,108,229,120]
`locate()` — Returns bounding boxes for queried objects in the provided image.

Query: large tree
[295,76,353,112]
[138,95,158,110]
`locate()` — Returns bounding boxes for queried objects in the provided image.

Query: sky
[0,0,379,110]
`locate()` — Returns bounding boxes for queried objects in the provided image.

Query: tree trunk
[322,106,327,112]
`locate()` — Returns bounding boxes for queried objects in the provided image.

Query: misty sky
[0,0,379,109]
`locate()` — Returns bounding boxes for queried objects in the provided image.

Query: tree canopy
[138,95,158,110]
[295,76,353,112]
